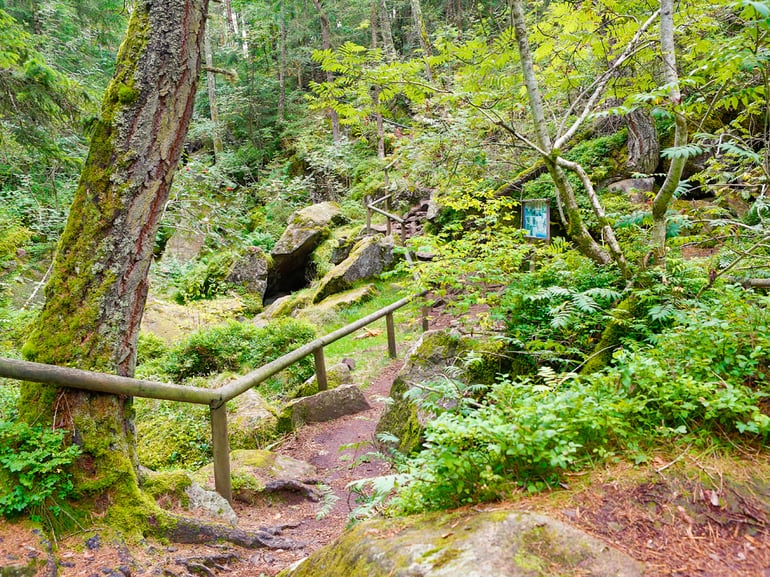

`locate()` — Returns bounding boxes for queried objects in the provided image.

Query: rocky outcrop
[278,384,371,432]
[376,329,508,455]
[608,177,655,204]
[313,236,396,303]
[298,284,378,326]
[225,247,270,299]
[279,508,644,577]
[193,449,320,504]
[269,202,347,296]
[185,482,238,525]
[162,226,206,263]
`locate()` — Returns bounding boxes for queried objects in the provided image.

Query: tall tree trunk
[370,0,379,49]
[21,0,208,520]
[370,5,385,160]
[311,0,341,143]
[240,10,249,59]
[205,24,224,160]
[650,0,687,264]
[278,0,287,122]
[626,107,659,175]
[409,0,433,81]
[224,0,238,37]
[510,0,618,271]
[379,0,397,60]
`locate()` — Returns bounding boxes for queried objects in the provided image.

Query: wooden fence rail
[0,292,424,503]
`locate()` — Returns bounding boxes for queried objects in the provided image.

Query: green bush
[391,286,770,514]
[157,318,316,396]
[136,332,169,366]
[494,246,624,372]
[392,371,633,513]
[607,287,770,436]
[173,252,237,303]
[0,421,81,519]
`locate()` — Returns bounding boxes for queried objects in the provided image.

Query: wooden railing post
[365,195,371,235]
[386,312,397,359]
[385,196,392,236]
[210,403,232,503]
[314,348,328,391]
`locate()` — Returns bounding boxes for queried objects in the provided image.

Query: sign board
[521,199,550,241]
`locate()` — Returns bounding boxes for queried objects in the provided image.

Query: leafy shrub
[393,370,633,513]
[0,422,81,519]
[391,286,770,514]
[0,382,19,422]
[173,251,237,303]
[607,287,770,436]
[136,332,169,366]
[158,318,316,395]
[494,247,624,372]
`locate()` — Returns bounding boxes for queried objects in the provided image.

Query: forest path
[0,358,405,577]
[231,358,403,576]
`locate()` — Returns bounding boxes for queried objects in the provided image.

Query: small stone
[86,535,101,550]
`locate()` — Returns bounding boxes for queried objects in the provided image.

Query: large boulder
[313,236,396,303]
[225,246,271,299]
[279,508,644,577]
[608,177,655,204]
[193,449,320,504]
[269,202,347,296]
[162,226,206,263]
[278,384,371,432]
[297,284,378,326]
[376,329,508,455]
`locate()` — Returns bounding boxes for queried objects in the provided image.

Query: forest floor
[1,305,769,576]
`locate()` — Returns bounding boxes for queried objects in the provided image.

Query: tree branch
[203,66,238,80]
[554,10,660,150]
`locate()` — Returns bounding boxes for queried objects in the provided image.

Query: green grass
[317,278,425,386]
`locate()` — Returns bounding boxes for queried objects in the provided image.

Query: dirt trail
[231,359,403,576]
[0,359,405,577]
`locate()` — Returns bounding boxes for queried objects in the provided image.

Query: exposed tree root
[161,514,305,550]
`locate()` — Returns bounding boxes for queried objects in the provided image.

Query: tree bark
[21,0,208,519]
[650,0,687,264]
[311,0,341,143]
[205,23,224,160]
[378,0,397,60]
[278,0,287,122]
[409,0,433,81]
[626,107,659,175]
[239,10,249,60]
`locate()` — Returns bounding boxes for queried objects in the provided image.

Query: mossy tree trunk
[20,0,208,520]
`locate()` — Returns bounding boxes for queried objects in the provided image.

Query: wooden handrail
[0,357,219,405]
[0,291,425,502]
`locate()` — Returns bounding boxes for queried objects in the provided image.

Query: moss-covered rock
[192,449,318,504]
[297,284,378,326]
[375,329,508,455]
[313,236,397,303]
[278,508,644,577]
[269,202,347,295]
[276,384,371,433]
[225,246,271,300]
[228,389,280,450]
